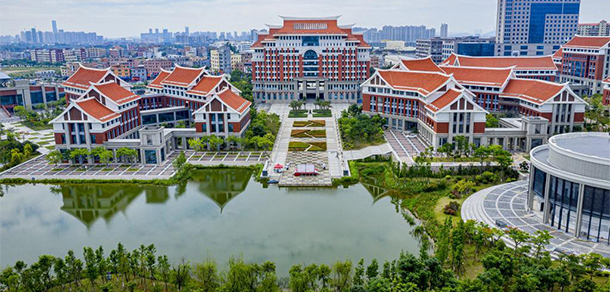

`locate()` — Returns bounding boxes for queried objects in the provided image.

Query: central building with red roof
[251,16,371,103]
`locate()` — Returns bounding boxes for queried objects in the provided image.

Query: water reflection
[52,169,253,228]
[1,168,419,275]
[54,185,144,228]
[190,168,252,212]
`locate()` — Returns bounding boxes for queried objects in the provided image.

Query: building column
[574,183,586,238]
[526,170,535,211]
[64,123,71,147]
[224,112,229,137]
[84,125,93,164]
[503,136,508,150]
[513,137,519,151]
[182,137,187,150]
[542,173,552,224]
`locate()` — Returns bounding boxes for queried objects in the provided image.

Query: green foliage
[173,151,187,169]
[339,105,386,150]
[229,70,253,101]
[485,114,500,128]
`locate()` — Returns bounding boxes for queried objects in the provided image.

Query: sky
[0,0,608,38]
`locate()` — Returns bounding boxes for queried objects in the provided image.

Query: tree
[581,253,604,280]
[353,259,365,286]
[485,114,500,128]
[83,247,98,291]
[157,255,171,292]
[98,149,113,166]
[506,228,532,257]
[116,147,138,164]
[584,94,609,131]
[531,230,553,259]
[366,259,379,281]
[70,148,91,164]
[289,100,304,111]
[171,259,191,291]
[173,151,187,169]
[318,264,331,290]
[332,260,352,292]
[45,150,62,166]
[193,257,219,292]
[223,256,254,292]
[23,143,33,158]
[208,135,224,152]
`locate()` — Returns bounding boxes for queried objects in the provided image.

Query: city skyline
[1,0,607,39]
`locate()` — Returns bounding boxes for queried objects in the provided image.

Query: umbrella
[274,164,283,169]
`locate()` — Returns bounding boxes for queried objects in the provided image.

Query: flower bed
[292,120,326,127]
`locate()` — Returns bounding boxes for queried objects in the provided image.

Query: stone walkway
[184,150,267,166]
[2,121,56,154]
[462,180,610,259]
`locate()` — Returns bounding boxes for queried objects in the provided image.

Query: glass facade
[581,186,610,243]
[549,176,579,232]
[529,3,580,43]
[530,166,610,244]
[456,43,495,56]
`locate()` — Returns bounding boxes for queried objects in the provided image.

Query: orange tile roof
[502,79,565,104]
[275,19,346,35]
[160,66,205,87]
[217,89,251,113]
[147,70,170,89]
[75,98,120,122]
[377,70,450,96]
[440,66,512,87]
[454,55,557,71]
[400,57,444,72]
[93,82,140,105]
[553,48,563,60]
[426,89,462,112]
[186,76,223,96]
[563,36,610,48]
[440,54,458,66]
[63,66,109,90]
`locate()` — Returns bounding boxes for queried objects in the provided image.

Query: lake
[0,168,419,275]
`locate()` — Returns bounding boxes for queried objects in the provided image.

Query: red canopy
[274,164,284,169]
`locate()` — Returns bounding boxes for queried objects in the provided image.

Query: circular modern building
[529,132,610,243]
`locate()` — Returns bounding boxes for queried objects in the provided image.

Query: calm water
[0,169,419,275]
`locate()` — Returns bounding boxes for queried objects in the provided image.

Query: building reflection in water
[53,185,151,228]
[190,168,253,213]
[54,168,254,227]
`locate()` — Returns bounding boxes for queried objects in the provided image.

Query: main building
[251,16,371,103]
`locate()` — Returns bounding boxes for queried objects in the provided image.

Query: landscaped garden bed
[288,141,327,151]
[290,129,326,138]
[292,120,326,127]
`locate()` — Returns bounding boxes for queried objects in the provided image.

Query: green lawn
[288,141,327,151]
[288,110,308,118]
[290,129,326,138]
[313,109,332,117]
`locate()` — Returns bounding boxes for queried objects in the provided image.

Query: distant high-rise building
[416,37,444,63]
[440,23,448,38]
[577,20,609,36]
[495,0,581,56]
[31,28,38,43]
[52,20,57,35]
[210,44,232,74]
[185,26,190,35]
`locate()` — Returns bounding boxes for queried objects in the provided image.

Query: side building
[554,35,610,96]
[51,65,251,165]
[251,16,371,103]
[363,57,586,151]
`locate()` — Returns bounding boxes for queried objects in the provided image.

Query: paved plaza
[278,152,332,186]
[462,180,610,259]
[0,153,178,180]
[0,150,270,180]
